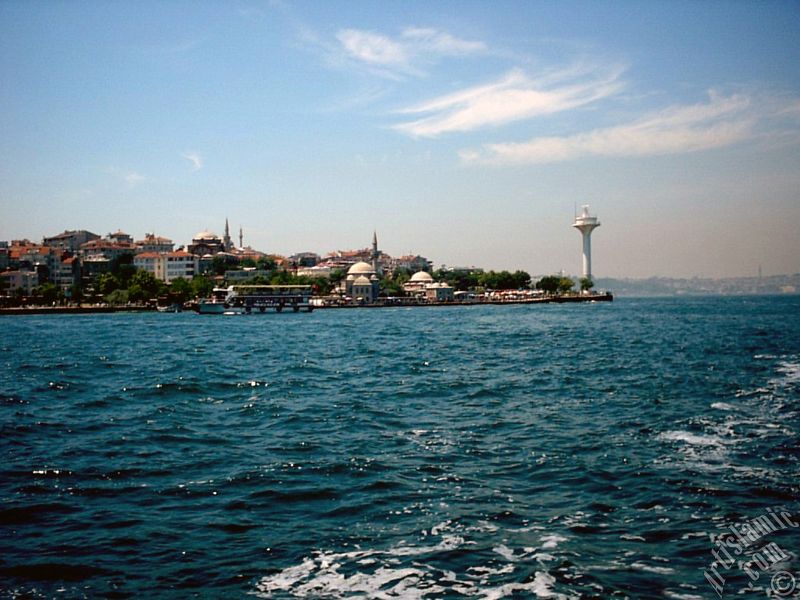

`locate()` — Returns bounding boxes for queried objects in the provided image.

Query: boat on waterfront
[156,303,182,313]
[197,287,236,314]
[196,285,314,314]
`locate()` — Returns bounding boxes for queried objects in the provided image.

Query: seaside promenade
[0,292,612,315]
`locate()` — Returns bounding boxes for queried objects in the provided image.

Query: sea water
[1,296,799,598]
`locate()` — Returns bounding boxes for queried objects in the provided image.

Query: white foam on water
[540,534,568,549]
[253,527,573,599]
[775,359,800,384]
[658,431,723,446]
[480,571,573,600]
[630,561,675,575]
[710,402,735,411]
[492,544,516,562]
[664,592,704,600]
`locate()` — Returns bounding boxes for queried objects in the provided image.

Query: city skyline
[2,1,799,278]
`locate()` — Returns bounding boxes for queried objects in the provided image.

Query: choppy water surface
[1,296,799,598]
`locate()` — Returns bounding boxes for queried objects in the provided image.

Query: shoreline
[317,292,613,309]
[0,293,613,315]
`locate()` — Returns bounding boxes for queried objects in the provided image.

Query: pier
[226,284,314,313]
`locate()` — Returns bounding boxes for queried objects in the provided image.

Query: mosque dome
[194,230,219,241]
[352,275,372,285]
[410,271,433,283]
[348,261,375,275]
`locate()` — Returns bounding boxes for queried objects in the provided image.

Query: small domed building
[188,230,225,256]
[404,270,454,302]
[344,261,380,303]
[403,270,433,296]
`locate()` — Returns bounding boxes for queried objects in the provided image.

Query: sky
[1,0,799,279]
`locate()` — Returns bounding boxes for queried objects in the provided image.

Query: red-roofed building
[80,239,136,261]
[43,230,100,253]
[136,233,174,254]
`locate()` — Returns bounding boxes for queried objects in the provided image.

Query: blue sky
[1,0,799,278]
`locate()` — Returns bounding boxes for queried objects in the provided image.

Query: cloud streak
[335,26,486,78]
[124,171,146,186]
[393,65,624,137]
[182,152,203,171]
[459,93,757,165]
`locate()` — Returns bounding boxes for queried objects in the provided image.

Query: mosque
[339,232,453,304]
[187,219,234,256]
[341,232,381,303]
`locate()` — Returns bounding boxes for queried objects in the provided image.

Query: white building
[425,282,454,302]
[403,270,454,302]
[136,234,174,254]
[134,251,199,283]
[343,261,380,303]
[403,270,434,295]
[163,251,198,283]
[1,270,38,295]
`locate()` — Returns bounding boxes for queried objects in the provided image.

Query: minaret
[239,226,243,249]
[572,205,600,280]
[223,218,232,251]
[371,230,380,275]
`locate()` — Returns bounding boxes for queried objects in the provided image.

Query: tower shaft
[572,205,600,280]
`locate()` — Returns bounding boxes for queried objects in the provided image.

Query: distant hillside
[593,274,800,296]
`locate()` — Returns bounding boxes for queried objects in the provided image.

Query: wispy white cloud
[459,92,758,165]
[335,26,486,78]
[393,65,624,137]
[337,29,408,68]
[106,167,146,187]
[182,152,203,172]
[400,27,487,55]
[124,171,146,186]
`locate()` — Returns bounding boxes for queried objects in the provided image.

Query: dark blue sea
[2,296,799,599]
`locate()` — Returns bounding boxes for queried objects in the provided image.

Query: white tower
[572,205,600,280]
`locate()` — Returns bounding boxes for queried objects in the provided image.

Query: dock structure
[228,285,314,313]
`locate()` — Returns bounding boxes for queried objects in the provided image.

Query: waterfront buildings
[136,234,174,254]
[134,251,199,283]
[43,230,100,253]
[187,230,226,257]
[403,270,455,302]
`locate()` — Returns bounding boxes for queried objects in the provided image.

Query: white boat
[197,287,239,314]
[156,304,181,313]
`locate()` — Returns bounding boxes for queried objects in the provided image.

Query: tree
[126,283,145,303]
[169,277,192,303]
[106,289,129,305]
[69,283,83,304]
[257,256,277,271]
[557,277,575,294]
[434,268,480,291]
[269,269,292,285]
[580,277,594,292]
[34,282,61,304]
[130,270,165,298]
[191,276,214,299]
[536,275,561,294]
[328,268,346,286]
[97,272,120,295]
[512,270,532,289]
